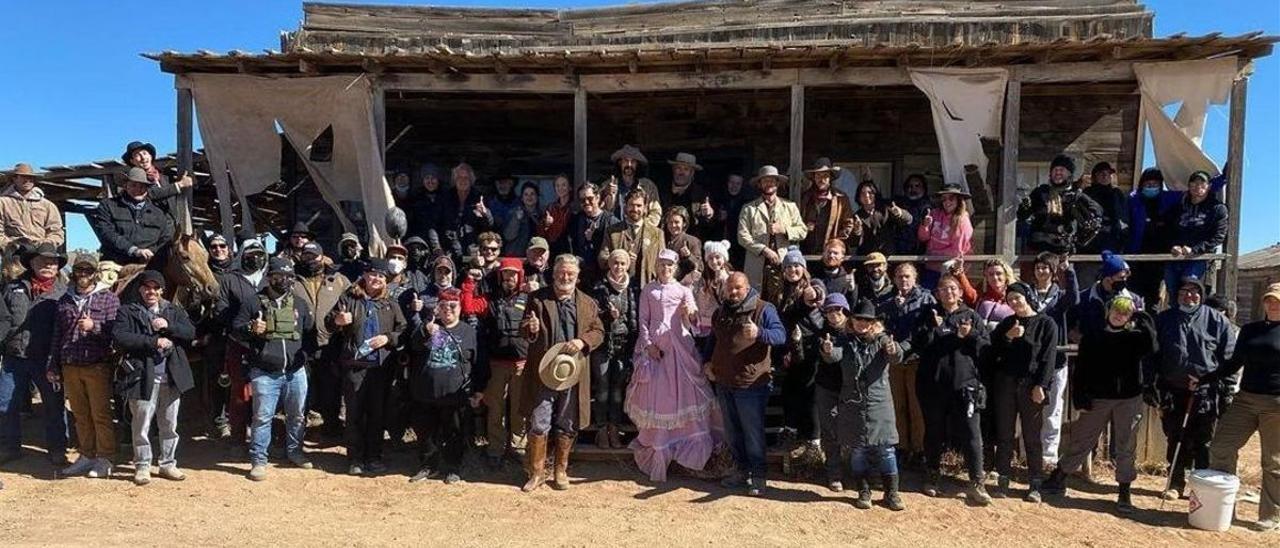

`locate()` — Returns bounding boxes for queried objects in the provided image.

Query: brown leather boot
[594,427,610,449]
[552,433,574,491]
[521,434,548,493]
[607,424,624,449]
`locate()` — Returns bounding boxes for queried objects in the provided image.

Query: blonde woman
[917,182,974,289]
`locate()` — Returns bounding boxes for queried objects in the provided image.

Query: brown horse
[114,233,220,317]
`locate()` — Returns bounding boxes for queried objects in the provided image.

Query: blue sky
[1,0,1277,253]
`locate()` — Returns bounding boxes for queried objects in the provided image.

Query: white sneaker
[60,456,95,477]
[87,458,113,479]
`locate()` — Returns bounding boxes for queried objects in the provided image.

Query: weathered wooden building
[1237,243,1280,323]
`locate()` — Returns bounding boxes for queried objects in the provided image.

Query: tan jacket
[599,221,665,287]
[737,197,807,286]
[0,185,64,248]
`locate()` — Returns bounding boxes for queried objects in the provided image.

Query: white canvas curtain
[183,74,394,254]
[1133,57,1239,190]
[909,68,1009,190]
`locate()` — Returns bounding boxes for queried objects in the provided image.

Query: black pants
[203,340,229,429]
[1130,261,1165,313]
[781,357,818,441]
[312,353,344,433]
[415,398,466,473]
[1161,389,1218,489]
[994,374,1046,482]
[343,366,391,463]
[591,354,629,426]
[920,386,984,483]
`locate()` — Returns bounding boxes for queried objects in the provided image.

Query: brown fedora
[610,144,648,165]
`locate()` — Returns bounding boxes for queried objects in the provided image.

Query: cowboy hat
[538,341,587,391]
[935,182,972,199]
[610,144,648,165]
[21,242,67,271]
[122,167,156,186]
[749,165,789,186]
[287,221,314,238]
[7,163,42,180]
[804,157,841,174]
[667,152,702,171]
[122,141,158,165]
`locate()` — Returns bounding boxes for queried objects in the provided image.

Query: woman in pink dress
[625,249,718,482]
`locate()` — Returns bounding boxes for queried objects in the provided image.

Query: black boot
[883,474,905,511]
[853,476,873,509]
[922,470,941,498]
[1116,483,1135,515]
[1042,467,1066,495]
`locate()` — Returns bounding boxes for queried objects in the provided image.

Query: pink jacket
[917,207,973,258]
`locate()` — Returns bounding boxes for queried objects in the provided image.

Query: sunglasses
[209,243,228,249]
[481,246,500,253]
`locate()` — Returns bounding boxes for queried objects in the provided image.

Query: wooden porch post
[1222,73,1248,297]
[789,83,805,201]
[176,84,194,235]
[996,79,1021,259]
[575,86,588,186]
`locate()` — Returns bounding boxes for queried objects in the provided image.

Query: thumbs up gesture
[958,318,973,339]
[931,308,944,328]
[743,318,759,340]
[526,314,541,336]
[699,196,714,218]
[424,316,439,336]
[474,196,489,216]
[923,212,935,228]
[150,316,168,331]
[76,311,94,332]
[543,209,554,226]
[411,293,425,313]
[885,336,900,356]
[1007,321,1026,340]
[333,302,353,327]
[820,333,834,356]
[250,311,267,336]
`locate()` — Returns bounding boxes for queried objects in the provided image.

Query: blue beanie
[782,246,805,268]
[1099,251,1129,278]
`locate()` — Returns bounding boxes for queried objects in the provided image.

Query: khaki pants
[888,360,924,454]
[484,360,527,457]
[1210,391,1280,522]
[63,363,116,460]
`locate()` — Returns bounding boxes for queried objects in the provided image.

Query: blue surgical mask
[1141,187,1161,199]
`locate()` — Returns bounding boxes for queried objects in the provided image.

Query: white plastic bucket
[1187,468,1240,532]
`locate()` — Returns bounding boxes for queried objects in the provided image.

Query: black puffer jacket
[90,195,175,264]
[913,304,990,394]
[0,278,64,361]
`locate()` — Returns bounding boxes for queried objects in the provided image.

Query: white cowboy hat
[538,341,587,391]
[667,152,703,171]
[749,165,789,186]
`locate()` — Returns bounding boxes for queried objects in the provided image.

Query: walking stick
[1160,392,1197,511]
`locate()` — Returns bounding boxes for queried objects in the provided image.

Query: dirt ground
[0,425,1268,547]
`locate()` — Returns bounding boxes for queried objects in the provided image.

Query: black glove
[1141,384,1162,409]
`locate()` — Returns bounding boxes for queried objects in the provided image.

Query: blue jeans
[849,444,898,477]
[1163,260,1208,301]
[0,356,67,457]
[717,382,771,480]
[249,367,309,465]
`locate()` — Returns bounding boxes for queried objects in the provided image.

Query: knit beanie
[1050,154,1076,175]
[782,245,805,268]
[1098,251,1129,278]
[703,240,731,261]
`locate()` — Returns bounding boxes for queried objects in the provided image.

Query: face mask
[1141,187,1161,199]
[297,259,322,277]
[269,278,294,294]
[394,182,410,195]
[1179,304,1198,314]
[388,258,406,275]
[1110,279,1128,293]
[409,249,428,266]
[242,254,266,273]
[341,247,359,261]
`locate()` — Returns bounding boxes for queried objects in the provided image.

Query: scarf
[30,276,55,297]
[606,271,630,293]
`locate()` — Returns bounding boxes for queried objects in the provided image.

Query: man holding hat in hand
[518,254,604,492]
[0,163,65,249]
[90,166,176,265]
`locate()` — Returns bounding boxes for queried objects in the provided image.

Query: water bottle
[355,339,376,360]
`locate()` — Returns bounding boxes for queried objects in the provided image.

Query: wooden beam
[176,84,195,235]
[1222,73,1248,297]
[788,83,805,201]
[574,85,588,186]
[996,79,1021,258]
[380,72,576,93]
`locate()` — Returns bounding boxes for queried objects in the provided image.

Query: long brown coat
[799,188,855,254]
[518,287,606,427]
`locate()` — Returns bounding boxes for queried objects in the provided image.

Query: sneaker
[247,464,268,481]
[1252,519,1279,533]
[348,463,365,476]
[365,460,388,475]
[1160,488,1182,501]
[1024,488,1042,504]
[994,475,1010,498]
[157,466,186,481]
[923,472,941,498]
[444,473,461,485]
[409,467,438,483]
[746,477,765,497]
[88,458,113,479]
[288,454,314,470]
[828,480,844,493]
[967,483,993,506]
[853,478,873,510]
[59,456,96,478]
[133,467,152,486]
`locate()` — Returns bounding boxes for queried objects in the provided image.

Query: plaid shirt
[50,286,121,370]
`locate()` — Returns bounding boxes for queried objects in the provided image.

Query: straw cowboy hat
[610,144,649,165]
[749,165,789,186]
[667,152,703,171]
[538,341,587,391]
[122,141,158,164]
[804,157,841,174]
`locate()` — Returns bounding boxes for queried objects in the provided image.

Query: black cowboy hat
[287,222,314,238]
[122,141,158,165]
[935,181,972,199]
[138,270,166,289]
[851,299,878,321]
[21,242,67,271]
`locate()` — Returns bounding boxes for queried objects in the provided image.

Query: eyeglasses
[209,244,228,249]
[481,246,500,253]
